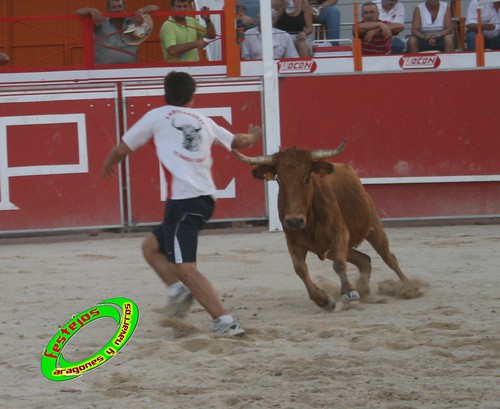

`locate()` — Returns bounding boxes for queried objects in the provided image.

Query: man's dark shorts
[417,37,446,52]
[153,195,215,263]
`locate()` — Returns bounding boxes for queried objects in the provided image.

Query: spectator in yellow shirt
[160,0,216,62]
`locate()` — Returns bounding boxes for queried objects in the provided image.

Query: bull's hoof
[321,294,336,312]
[341,290,360,304]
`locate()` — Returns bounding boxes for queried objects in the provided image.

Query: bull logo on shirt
[172,117,202,152]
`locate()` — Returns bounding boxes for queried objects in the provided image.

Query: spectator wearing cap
[465,0,500,51]
[76,0,159,65]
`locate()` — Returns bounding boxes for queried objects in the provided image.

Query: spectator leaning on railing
[355,2,396,56]
[76,0,159,65]
[159,0,216,63]
[407,0,454,53]
[465,0,500,51]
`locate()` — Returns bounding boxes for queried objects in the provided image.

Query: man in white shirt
[102,71,262,336]
[375,0,406,53]
[465,0,500,51]
[242,8,299,59]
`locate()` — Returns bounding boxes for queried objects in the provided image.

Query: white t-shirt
[466,0,500,38]
[376,1,405,24]
[418,1,448,34]
[123,105,235,200]
[242,27,300,59]
[375,1,405,39]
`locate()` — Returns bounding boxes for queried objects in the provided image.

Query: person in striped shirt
[355,1,401,55]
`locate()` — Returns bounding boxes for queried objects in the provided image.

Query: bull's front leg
[325,245,360,305]
[324,229,360,305]
[287,241,336,311]
[332,259,360,304]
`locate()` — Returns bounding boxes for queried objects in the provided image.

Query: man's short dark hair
[107,0,126,9]
[171,0,190,7]
[362,1,378,11]
[164,71,196,106]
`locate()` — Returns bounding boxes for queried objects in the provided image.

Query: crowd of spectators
[237,0,500,58]
[4,0,497,67]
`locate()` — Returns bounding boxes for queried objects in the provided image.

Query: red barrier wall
[278,69,500,219]
[0,85,123,232]
[1,69,499,234]
[123,80,265,226]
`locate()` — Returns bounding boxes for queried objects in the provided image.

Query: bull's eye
[305,176,311,184]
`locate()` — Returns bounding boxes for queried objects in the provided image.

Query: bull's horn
[311,137,348,160]
[232,149,273,165]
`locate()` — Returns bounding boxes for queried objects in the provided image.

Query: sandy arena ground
[0,223,499,409]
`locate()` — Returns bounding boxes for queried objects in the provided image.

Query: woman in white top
[408,0,454,52]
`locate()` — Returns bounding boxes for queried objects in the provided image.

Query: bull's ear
[252,165,277,181]
[311,161,334,176]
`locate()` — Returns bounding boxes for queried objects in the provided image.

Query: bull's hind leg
[366,224,421,299]
[287,242,336,311]
[347,249,372,298]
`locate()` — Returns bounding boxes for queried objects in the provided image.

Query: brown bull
[233,139,420,311]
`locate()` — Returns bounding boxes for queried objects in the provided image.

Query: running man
[102,71,261,336]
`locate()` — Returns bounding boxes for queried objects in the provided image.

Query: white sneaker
[212,318,245,336]
[166,287,194,318]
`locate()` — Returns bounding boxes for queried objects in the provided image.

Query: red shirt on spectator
[360,19,392,55]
